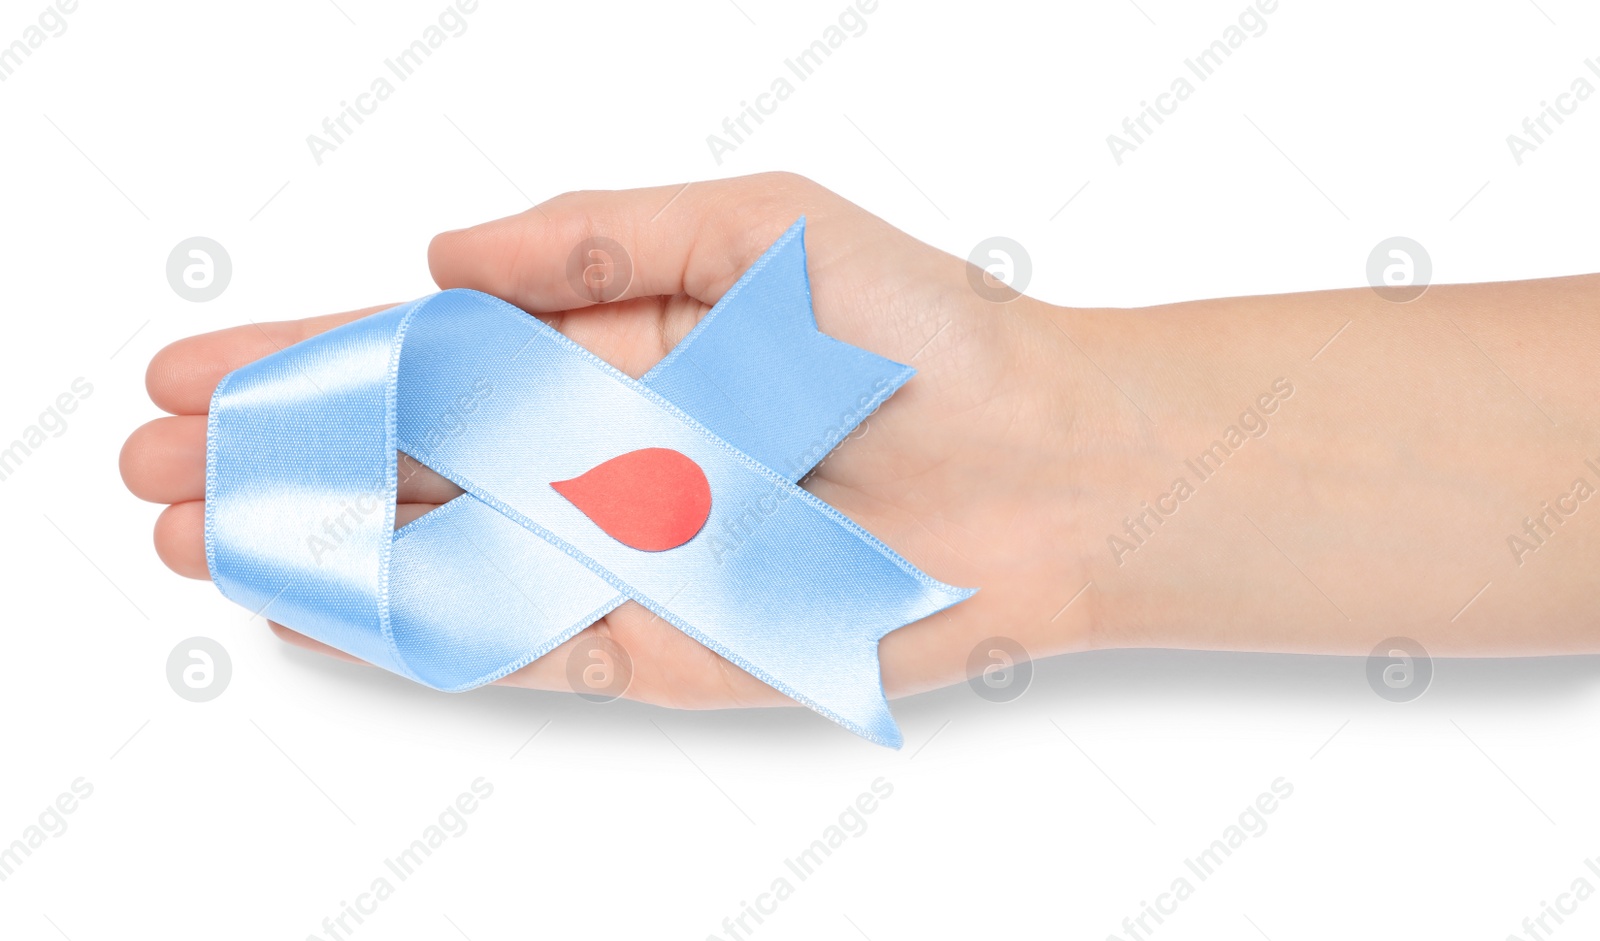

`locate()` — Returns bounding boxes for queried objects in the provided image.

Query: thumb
[426,173,823,313]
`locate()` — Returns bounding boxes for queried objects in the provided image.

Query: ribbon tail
[653,575,974,749]
[641,217,912,482]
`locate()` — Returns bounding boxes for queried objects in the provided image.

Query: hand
[120,173,1094,709]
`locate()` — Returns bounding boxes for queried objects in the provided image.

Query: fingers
[123,415,462,505]
[152,500,445,580]
[428,172,824,314]
[269,621,365,666]
[128,418,460,584]
[146,305,400,415]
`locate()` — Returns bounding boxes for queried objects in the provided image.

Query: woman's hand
[119,172,1096,709]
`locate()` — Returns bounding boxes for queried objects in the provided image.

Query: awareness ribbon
[205,219,974,746]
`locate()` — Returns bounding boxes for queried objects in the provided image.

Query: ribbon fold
[206,219,974,746]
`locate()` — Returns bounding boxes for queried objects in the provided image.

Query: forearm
[1044,273,1600,657]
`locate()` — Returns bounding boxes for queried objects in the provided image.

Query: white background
[2,1,1598,938]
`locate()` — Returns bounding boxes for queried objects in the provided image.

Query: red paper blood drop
[551,448,712,551]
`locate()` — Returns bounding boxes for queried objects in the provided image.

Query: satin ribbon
[205,219,974,746]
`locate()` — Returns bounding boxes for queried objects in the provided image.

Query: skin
[120,172,1600,713]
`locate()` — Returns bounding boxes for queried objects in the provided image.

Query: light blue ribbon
[205,219,974,746]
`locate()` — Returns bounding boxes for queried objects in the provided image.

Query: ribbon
[205,219,974,746]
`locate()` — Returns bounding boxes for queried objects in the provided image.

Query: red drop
[551,447,712,551]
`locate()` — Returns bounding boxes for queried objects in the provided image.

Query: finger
[269,596,791,707]
[154,501,445,580]
[266,600,579,686]
[491,602,789,708]
[146,304,401,415]
[122,417,205,504]
[270,621,365,666]
[154,501,208,579]
[397,453,465,504]
[428,173,824,313]
[393,503,438,528]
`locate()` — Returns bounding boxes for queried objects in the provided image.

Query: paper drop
[551,447,712,551]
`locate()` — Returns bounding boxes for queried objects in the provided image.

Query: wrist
[995,296,1120,658]
[1016,297,1214,658]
